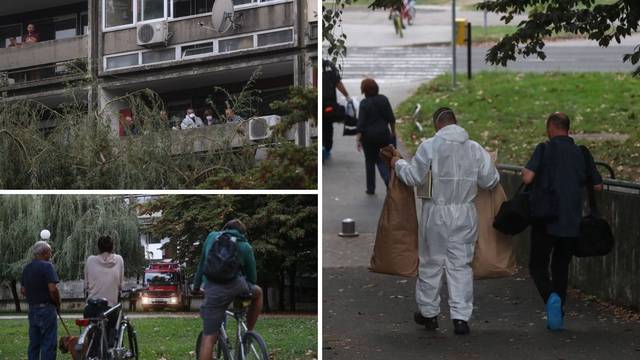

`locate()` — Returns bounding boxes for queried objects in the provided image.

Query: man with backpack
[322,58,350,160]
[522,112,603,330]
[192,219,262,360]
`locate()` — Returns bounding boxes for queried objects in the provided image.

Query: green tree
[139,195,317,312]
[0,195,145,312]
[476,0,640,75]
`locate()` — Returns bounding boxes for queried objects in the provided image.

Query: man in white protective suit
[391,107,499,335]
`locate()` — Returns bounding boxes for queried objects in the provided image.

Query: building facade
[0,0,317,142]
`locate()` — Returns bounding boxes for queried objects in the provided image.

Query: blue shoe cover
[546,292,563,331]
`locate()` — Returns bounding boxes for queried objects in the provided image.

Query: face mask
[189,114,195,119]
[206,116,213,121]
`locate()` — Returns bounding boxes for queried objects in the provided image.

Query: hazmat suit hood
[435,124,469,144]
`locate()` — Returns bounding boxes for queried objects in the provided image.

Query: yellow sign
[455,18,467,45]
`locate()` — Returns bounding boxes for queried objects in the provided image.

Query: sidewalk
[323,264,640,359]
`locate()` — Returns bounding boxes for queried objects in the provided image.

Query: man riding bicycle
[193,219,263,360]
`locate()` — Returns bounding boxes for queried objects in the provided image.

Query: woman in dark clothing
[356,78,396,194]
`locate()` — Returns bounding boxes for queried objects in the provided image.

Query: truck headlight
[169,296,179,304]
[141,296,151,305]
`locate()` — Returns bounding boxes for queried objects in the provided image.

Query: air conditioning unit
[137,20,169,47]
[249,115,282,141]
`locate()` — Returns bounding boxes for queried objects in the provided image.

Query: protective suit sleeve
[395,141,431,187]
[477,145,500,189]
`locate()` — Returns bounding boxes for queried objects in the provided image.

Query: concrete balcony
[0,35,88,72]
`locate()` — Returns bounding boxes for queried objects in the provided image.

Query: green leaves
[476,0,640,76]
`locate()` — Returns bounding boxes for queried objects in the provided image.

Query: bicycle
[195,293,268,360]
[75,295,139,360]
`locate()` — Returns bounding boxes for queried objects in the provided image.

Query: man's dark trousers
[529,224,574,306]
[323,118,334,152]
[28,304,58,360]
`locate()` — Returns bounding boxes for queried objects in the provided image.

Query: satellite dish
[211,0,235,34]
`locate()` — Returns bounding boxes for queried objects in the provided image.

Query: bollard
[467,22,472,80]
[338,218,359,237]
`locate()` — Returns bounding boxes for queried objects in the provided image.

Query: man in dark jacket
[21,241,61,360]
[522,112,603,331]
[322,59,350,160]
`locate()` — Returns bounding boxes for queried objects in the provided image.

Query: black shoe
[453,319,470,335]
[414,312,439,330]
[366,190,375,195]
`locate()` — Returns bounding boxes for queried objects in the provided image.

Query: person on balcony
[8,37,20,48]
[181,108,203,129]
[225,107,243,123]
[22,24,40,44]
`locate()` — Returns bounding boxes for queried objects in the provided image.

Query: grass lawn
[0,316,317,360]
[395,72,640,181]
[471,25,582,44]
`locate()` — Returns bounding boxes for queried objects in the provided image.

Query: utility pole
[452,0,457,87]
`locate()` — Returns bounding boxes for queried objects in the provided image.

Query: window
[106,0,134,27]
[139,0,165,21]
[233,0,252,5]
[219,35,253,53]
[81,13,89,35]
[54,17,77,40]
[257,29,293,47]
[181,42,213,57]
[106,53,139,69]
[173,0,214,18]
[142,48,176,64]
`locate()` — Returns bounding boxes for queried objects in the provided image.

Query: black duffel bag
[573,146,614,257]
[493,182,531,235]
[343,100,358,136]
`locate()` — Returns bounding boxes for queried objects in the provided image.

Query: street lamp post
[452,0,457,87]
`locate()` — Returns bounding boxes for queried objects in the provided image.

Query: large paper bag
[369,169,419,277]
[473,183,517,279]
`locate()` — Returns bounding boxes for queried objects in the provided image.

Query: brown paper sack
[473,183,517,279]
[369,168,419,277]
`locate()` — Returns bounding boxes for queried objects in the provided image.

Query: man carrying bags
[391,107,499,335]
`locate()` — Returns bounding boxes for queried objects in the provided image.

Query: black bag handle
[579,145,598,217]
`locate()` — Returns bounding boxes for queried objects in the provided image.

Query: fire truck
[140,261,189,311]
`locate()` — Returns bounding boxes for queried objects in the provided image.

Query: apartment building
[0,0,317,141]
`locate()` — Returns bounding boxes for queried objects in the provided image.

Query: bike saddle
[87,298,109,307]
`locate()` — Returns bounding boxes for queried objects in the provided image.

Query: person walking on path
[522,112,603,330]
[391,107,499,335]
[322,59,350,160]
[356,78,396,195]
[21,241,61,360]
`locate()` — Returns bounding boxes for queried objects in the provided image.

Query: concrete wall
[102,2,294,55]
[500,171,640,310]
[0,35,88,71]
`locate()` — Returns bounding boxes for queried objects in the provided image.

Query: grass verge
[396,72,640,181]
[0,316,317,360]
[471,25,583,44]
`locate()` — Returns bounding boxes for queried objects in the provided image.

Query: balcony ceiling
[1,0,81,16]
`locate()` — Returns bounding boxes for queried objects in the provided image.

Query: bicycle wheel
[408,8,416,25]
[83,326,106,360]
[394,16,404,38]
[120,320,139,360]
[196,331,232,360]
[242,332,268,360]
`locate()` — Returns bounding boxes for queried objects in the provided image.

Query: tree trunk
[278,272,285,311]
[10,280,21,313]
[288,267,296,312]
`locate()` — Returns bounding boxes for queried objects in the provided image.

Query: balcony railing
[0,35,88,73]
[0,60,87,90]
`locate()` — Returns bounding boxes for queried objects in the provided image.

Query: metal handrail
[497,163,640,191]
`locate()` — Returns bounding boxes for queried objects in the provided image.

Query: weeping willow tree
[0,195,145,312]
[0,69,292,189]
